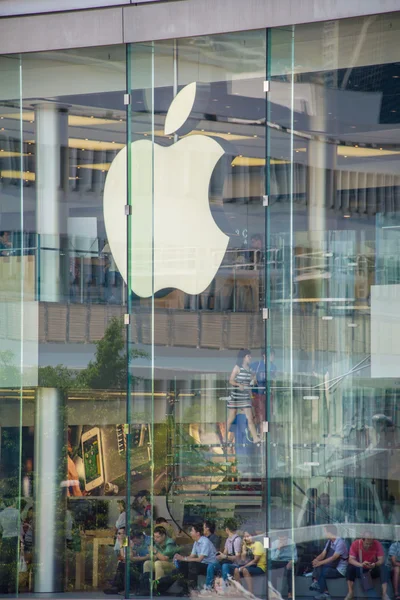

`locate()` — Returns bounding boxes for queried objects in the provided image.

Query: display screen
[83,436,101,483]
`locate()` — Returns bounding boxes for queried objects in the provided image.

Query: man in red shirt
[345,531,389,600]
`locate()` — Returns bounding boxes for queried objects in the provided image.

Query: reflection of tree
[0,350,20,386]
[38,317,147,390]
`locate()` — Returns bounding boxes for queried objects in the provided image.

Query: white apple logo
[103,82,229,298]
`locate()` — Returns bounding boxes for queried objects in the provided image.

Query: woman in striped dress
[228,348,260,443]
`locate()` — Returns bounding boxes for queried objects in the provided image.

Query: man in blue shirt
[174,523,217,593]
[311,525,348,600]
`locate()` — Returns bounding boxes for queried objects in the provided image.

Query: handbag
[359,543,374,591]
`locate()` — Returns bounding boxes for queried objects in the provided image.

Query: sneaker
[344,593,354,600]
[199,587,214,596]
[382,594,391,600]
[309,582,321,592]
[315,594,331,600]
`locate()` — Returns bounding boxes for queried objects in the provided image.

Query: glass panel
[127,40,157,596]
[269,12,400,600]
[10,45,127,596]
[0,53,24,595]
[267,24,297,597]
[127,30,268,597]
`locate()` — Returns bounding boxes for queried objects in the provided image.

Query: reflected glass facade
[0,10,399,598]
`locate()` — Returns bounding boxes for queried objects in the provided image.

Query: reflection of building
[0,1,400,596]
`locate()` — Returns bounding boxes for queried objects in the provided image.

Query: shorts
[240,566,265,577]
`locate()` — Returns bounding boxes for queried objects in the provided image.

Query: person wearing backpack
[201,518,242,593]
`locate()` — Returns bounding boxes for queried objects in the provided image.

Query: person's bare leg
[346,580,354,598]
[244,408,261,443]
[233,568,240,583]
[381,581,388,596]
[393,566,400,596]
[241,568,253,594]
[226,409,237,443]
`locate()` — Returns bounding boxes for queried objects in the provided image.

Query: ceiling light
[78,163,110,171]
[343,213,351,218]
[232,156,266,167]
[337,146,400,158]
[69,115,116,126]
[69,138,124,151]
[0,170,35,180]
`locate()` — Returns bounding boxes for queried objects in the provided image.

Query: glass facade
[0,10,399,598]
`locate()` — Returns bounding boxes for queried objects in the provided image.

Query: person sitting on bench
[233,528,266,596]
[345,531,389,600]
[174,523,217,593]
[271,530,297,599]
[310,525,348,600]
[388,539,400,600]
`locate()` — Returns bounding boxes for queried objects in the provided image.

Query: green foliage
[0,350,20,386]
[38,317,147,391]
[38,364,80,391]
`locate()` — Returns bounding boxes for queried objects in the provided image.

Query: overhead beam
[0,0,399,54]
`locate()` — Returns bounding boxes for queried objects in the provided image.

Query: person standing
[250,350,277,424]
[228,349,260,443]
[311,525,348,600]
[174,523,217,593]
[114,500,126,556]
[345,532,389,600]
[0,498,21,594]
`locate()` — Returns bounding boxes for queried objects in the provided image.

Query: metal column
[33,387,67,593]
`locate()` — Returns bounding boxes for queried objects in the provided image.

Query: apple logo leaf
[164,82,197,136]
